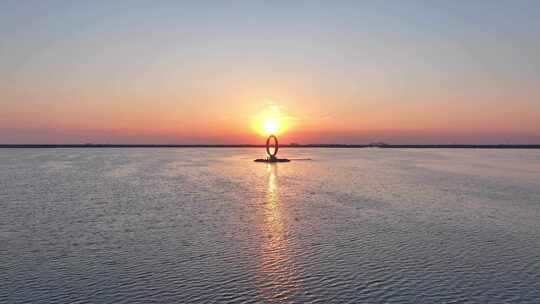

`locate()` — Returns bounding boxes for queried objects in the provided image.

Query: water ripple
[1,149,540,303]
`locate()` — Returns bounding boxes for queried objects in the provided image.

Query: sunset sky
[1,1,539,144]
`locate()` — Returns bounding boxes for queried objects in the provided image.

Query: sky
[1,0,539,144]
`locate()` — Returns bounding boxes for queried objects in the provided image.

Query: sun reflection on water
[256,164,301,302]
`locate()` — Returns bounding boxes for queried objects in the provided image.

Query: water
[1,148,540,303]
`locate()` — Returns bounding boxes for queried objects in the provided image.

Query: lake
[1,148,540,303]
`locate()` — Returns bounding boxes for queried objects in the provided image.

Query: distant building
[369,142,389,147]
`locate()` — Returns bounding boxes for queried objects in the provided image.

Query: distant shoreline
[1,144,540,149]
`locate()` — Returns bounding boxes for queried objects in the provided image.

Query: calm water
[1,148,540,303]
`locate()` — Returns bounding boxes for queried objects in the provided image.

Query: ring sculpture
[254,134,290,163]
[266,134,279,158]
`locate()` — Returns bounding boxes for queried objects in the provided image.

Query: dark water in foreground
[1,148,540,303]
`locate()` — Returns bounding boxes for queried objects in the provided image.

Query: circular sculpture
[254,134,290,163]
[266,134,279,158]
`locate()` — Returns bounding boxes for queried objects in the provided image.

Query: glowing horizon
[1,1,539,144]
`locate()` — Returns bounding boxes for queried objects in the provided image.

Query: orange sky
[1,1,539,144]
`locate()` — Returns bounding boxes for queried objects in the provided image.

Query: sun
[262,119,280,135]
[251,105,290,137]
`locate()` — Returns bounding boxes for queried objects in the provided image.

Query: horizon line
[1,144,540,149]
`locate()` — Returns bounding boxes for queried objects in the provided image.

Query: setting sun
[262,119,279,135]
[251,105,292,137]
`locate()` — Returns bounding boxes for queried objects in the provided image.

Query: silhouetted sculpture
[254,134,290,163]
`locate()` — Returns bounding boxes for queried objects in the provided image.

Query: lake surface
[1,148,540,303]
